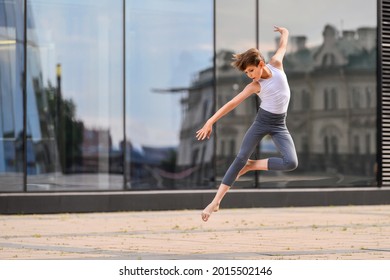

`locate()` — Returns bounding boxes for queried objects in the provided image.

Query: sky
[30,0,377,149]
[260,0,376,55]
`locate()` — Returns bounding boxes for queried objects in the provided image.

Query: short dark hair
[231,48,265,71]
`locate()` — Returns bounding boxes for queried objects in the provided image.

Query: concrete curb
[1,187,389,214]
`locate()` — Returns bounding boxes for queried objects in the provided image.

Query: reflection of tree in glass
[45,82,84,174]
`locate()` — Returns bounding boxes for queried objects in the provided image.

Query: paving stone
[0,205,389,259]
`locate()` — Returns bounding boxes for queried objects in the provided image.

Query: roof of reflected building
[283,25,376,73]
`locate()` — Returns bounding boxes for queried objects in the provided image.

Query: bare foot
[201,202,220,222]
[236,159,255,180]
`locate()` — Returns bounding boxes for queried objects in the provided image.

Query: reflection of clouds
[30,0,123,126]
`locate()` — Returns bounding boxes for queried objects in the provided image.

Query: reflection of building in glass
[1,0,59,189]
[178,24,377,187]
[176,67,215,187]
[174,51,257,187]
[0,0,24,184]
[82,128,111,173]
[126,140,178,189]
[26,7,59,176]
[285,25,376,179]
[147,68,215,189]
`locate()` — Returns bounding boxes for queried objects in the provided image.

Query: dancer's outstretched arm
[196,81,259,141]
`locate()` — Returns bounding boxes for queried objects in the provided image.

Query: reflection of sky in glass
[216,0,257,52]
[29,0,213,149]
[258,0,376,57]
[126,0,213,147]
[27,0,374,149]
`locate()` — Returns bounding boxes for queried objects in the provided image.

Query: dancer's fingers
[196,129,209,141]
[196,128,204,134]
[196,130,204,140]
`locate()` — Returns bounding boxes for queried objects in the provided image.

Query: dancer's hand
[274,25,288,34]
[196,122,213,140]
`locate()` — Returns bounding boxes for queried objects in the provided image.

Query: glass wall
[258,0,377,187]
[0,0,24,192]
[215,0,260,188]
[26,0,124,191]
[0,0,379,192]
[126,0,214,189]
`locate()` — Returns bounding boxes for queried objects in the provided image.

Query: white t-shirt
[257,64,291,114]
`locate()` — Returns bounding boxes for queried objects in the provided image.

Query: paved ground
[0,205,389,260]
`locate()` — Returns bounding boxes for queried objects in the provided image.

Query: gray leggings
[222,107,298,186]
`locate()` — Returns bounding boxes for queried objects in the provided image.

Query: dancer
[196,26,298,222]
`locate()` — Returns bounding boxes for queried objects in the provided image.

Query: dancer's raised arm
[270,26,289,70]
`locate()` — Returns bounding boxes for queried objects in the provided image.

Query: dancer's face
[244,61,264,81]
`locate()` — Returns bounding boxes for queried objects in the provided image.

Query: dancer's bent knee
[268,157,298,171]
[284,157,298,171]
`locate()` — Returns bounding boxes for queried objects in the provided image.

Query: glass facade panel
[0,0,24,192]
[0,0,381,193]
[126,0,214,189]
[215,0,259,187]
[26,0,124,191]
[258,0,377,187]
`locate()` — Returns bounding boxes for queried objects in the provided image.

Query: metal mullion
[254,0,260,188]
[123,0,127,190]
[213,0,217,188]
